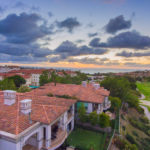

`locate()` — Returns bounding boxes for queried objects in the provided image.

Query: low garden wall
[76,121,112,133]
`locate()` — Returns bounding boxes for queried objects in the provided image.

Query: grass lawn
[136,82,150,101]
[66,127,106,150]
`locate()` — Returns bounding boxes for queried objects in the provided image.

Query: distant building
[0,65,20,73]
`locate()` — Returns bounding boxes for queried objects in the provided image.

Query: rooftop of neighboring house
[0,73,31,79]
[0,91,76,135]
[30,82,110,104]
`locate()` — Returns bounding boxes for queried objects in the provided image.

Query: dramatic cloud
[116,51,150,57]
[90,38,101,48]
[56,17,81,32]
[49,41,108,62]
[0,43,52,57]
[68,57,119,66]
[105,15,131,34]
[0,53,49,63]
[88,32,98,38]
[0,12,52,44]
[90,31,150,49]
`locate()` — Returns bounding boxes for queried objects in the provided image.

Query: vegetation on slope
[136,82,150,101]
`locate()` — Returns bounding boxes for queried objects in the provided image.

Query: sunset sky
[0,0,150,69]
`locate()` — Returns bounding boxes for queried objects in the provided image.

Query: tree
[78,103,87,122]
[109,96,121,112]
[89,111,98,125]
[8,75,26,88]
[99,112,110,128]
[130,144,138,150]
[0,78,16,90]
[101,76,139,108]
[18,85,31,93]
[39,70,49,86]
[50,71,58,86]
[101,77,130,101]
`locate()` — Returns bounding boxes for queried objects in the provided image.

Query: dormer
[20,99,32,115]
[4,90,16,105]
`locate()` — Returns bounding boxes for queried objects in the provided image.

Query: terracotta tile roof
[0,92,76,135]
[30,83,110,104]
[0,73,31,79]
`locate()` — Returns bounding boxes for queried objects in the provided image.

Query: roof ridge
[42,105,50,123]
[15,95,20,135]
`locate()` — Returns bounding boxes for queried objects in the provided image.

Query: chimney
[82,81,87,87]
[93,83,100,90]
[20,99,32,115]
[4,90,16,105]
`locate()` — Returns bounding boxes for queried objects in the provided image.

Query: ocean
[22,66,148,74]
[51,67,147,74]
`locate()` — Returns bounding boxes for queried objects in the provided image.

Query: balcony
[43,128,67,150]
[68,112,73,121]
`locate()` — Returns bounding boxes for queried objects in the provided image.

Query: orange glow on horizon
[0,61,150,70]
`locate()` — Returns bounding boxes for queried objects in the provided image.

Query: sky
[0,0,150,69]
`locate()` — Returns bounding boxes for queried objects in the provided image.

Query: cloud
[105,15,131,34]
[68,57,119,66]
[88,32,98,38]
[116,51,150,57]
[31,6,40,11]
[0,6,6,13]
[89,38,101,47]
[0,53,49,63]
[124,62,150,68]
[0,12,52,44]
[75,39,85,44]
[86,23,94,28]
[13,2,27,8]
[56,17,81,32]
[89,31,150,49]
[48,12,53,17]
[0,43,52,57]
[49,41,108,62]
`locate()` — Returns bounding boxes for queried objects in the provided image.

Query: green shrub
[47,93,53,97]
[78,103,87,122]
[99,112,110,128]
[132,131,138,137]
[89,111,98,125]
[126,133,137,145]
[140,116,149,124]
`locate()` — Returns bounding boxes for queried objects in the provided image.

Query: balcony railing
[43,128,67,150]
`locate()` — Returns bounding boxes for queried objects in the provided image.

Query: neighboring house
[0,73,5,81]
[24,75,32,86]
[32,81,111,114]
[0,65,20,73]
[0,73,32,87]
[0,90,76,150]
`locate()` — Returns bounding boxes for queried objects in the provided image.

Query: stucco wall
[0,139,21,150]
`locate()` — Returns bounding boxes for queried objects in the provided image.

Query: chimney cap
[4,90,16,93]
[20,99,32,103]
